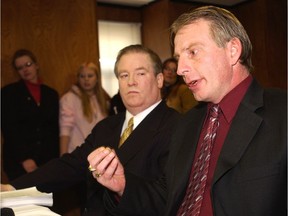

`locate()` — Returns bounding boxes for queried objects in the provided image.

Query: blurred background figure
[59,62,110,155]
[109,90,126,115]
[161,57,197,113]
[1,49,59,181]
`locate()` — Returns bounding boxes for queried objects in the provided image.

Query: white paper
[0,187,53,208]
[11,205,60,216]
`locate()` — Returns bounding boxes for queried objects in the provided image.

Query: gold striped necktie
[119,117,134,148]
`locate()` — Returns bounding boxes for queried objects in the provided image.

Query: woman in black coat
[1,49,59,181]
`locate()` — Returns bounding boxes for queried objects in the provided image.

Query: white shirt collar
[121,100,161,134]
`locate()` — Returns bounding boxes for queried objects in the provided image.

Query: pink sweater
[59,85,107,152]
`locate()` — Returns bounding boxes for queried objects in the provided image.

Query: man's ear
[157,73,164,88]
[229,37,242,66]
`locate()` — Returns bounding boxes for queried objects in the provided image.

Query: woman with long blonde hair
[59,62,110,155]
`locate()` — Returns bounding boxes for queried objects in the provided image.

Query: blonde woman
[60,62,110,155]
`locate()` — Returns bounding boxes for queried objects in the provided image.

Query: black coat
[105,79,287,216]
[11,100,180,216]
[1,80,59,180]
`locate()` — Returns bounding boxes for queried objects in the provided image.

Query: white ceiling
[97,0,249,7]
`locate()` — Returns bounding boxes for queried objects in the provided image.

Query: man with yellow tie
[1,45,180,216]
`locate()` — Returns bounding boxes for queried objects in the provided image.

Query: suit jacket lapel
[104,114,125,150]
[213,79,264,184]
[117,101,166,165]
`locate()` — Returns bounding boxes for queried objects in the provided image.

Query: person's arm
[60,135,70,156]
[59,93,74,156]
[9,145,92,192]
[1,85,38,176]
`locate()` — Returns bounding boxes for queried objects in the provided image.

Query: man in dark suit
[1,45,180,216]
[89,6,287,216]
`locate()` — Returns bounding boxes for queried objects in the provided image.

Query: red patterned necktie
[177,105,220,216]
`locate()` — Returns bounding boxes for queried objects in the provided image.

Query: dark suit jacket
[1,80,59,180]
[11,100,180,216]
[106,79,287,216]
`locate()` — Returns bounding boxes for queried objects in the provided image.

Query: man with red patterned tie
[88,6,286,216]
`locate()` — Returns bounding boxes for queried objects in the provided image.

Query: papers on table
[11,205,60,216]
[0,187,59,216]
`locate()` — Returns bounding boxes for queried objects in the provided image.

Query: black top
[109,91,126,115]
[1,80,59,180]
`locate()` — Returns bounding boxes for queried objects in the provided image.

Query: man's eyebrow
[174,42,203,58]
[135,66,148,71]
[118,70,128,74]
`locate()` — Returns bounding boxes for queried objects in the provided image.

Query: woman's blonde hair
[73,62,109,122]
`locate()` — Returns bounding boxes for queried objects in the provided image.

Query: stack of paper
[11,205,60,216]
[0,187,60,216]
